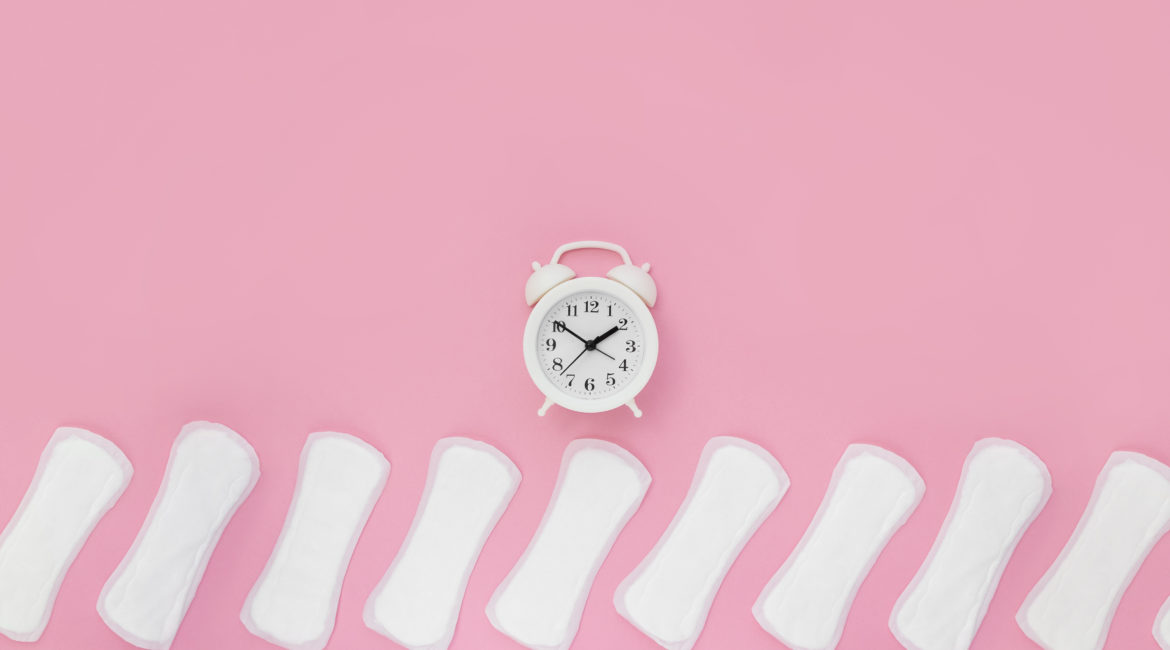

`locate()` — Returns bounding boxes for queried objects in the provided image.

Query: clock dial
[536,291,645,399]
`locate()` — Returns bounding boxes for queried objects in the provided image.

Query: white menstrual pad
[1157,597,1170,650]
[99,421,260,650]
[365,438,518,650]
[0,427,132,642]
[1017,451,1170,650]
[487,439,650,650]
[243,432,389,650]
[754,444,923,650]
[617,437,788,650]
[891,439,1050,650]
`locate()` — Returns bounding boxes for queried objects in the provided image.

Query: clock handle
[549,241,634,266]
[546,241,657,307]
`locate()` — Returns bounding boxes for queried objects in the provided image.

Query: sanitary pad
[889,439,1048,650]
[366,438,519,650]
[616,437,788,650]
[487,439,650,650]
[754,444,923,650]
[1157,597,1170,650]
[0,427,132,642]
[99,421,260,650]
[891,439,1050,650]
[242,432,389,650]
[1017,451,1170,650]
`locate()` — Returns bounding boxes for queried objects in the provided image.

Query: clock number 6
[584,377,595,391]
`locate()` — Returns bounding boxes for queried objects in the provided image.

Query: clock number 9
[545,338,556,351]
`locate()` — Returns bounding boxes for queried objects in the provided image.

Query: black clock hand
[556,321,590,346]
[590,326,620,346]
[561,347,587,375]
[592,346,616,361]
[583,325,620,360]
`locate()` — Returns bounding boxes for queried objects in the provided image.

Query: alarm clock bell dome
[525,262,575,306]
[607,263,657,307]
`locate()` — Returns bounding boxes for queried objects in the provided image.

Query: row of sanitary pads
[2,424,1170,650]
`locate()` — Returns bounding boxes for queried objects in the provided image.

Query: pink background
[2,1,1170,648]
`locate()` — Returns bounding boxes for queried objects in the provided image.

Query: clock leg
[538,396,555,416]
[626,399,643,417]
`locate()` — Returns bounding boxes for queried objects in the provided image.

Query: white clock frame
[522,243,659,417]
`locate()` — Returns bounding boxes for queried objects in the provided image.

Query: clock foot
[626,400,643,417]
[538,397,555,416]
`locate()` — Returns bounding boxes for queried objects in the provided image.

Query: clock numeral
[618,359,629,372]
[584,377,595,391]
[566,373,576,387]
[585,300,599,313]
[551,358,563,372]
[545,338,556,351]
[566,304,578,317]
[617,318,629,330]
[553,321,567,333]
[606,373,616,386]
[625,340,638,352]
[607,305,613,316]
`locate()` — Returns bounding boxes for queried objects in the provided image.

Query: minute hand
[557,322,590,346]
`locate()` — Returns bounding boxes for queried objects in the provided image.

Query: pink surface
[1,1,1169,649]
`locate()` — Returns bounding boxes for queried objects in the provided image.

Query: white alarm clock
[523,241,659,417]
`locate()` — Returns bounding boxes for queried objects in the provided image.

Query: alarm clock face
[535,291,646,400]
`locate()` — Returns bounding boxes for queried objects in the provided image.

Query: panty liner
[890,439,1050,650]
[99,421,260,650]
[754,444,923,650]
[1017,451,1170,650]
[616,436,788,650]
[365,438,519,650]
[0,427,133,642]
[242,432,389,650]
[1156,596,1170,650]
[487,439,650,650]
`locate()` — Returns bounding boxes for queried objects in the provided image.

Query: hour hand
[591,325,620,346]
[587,326,619,360]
